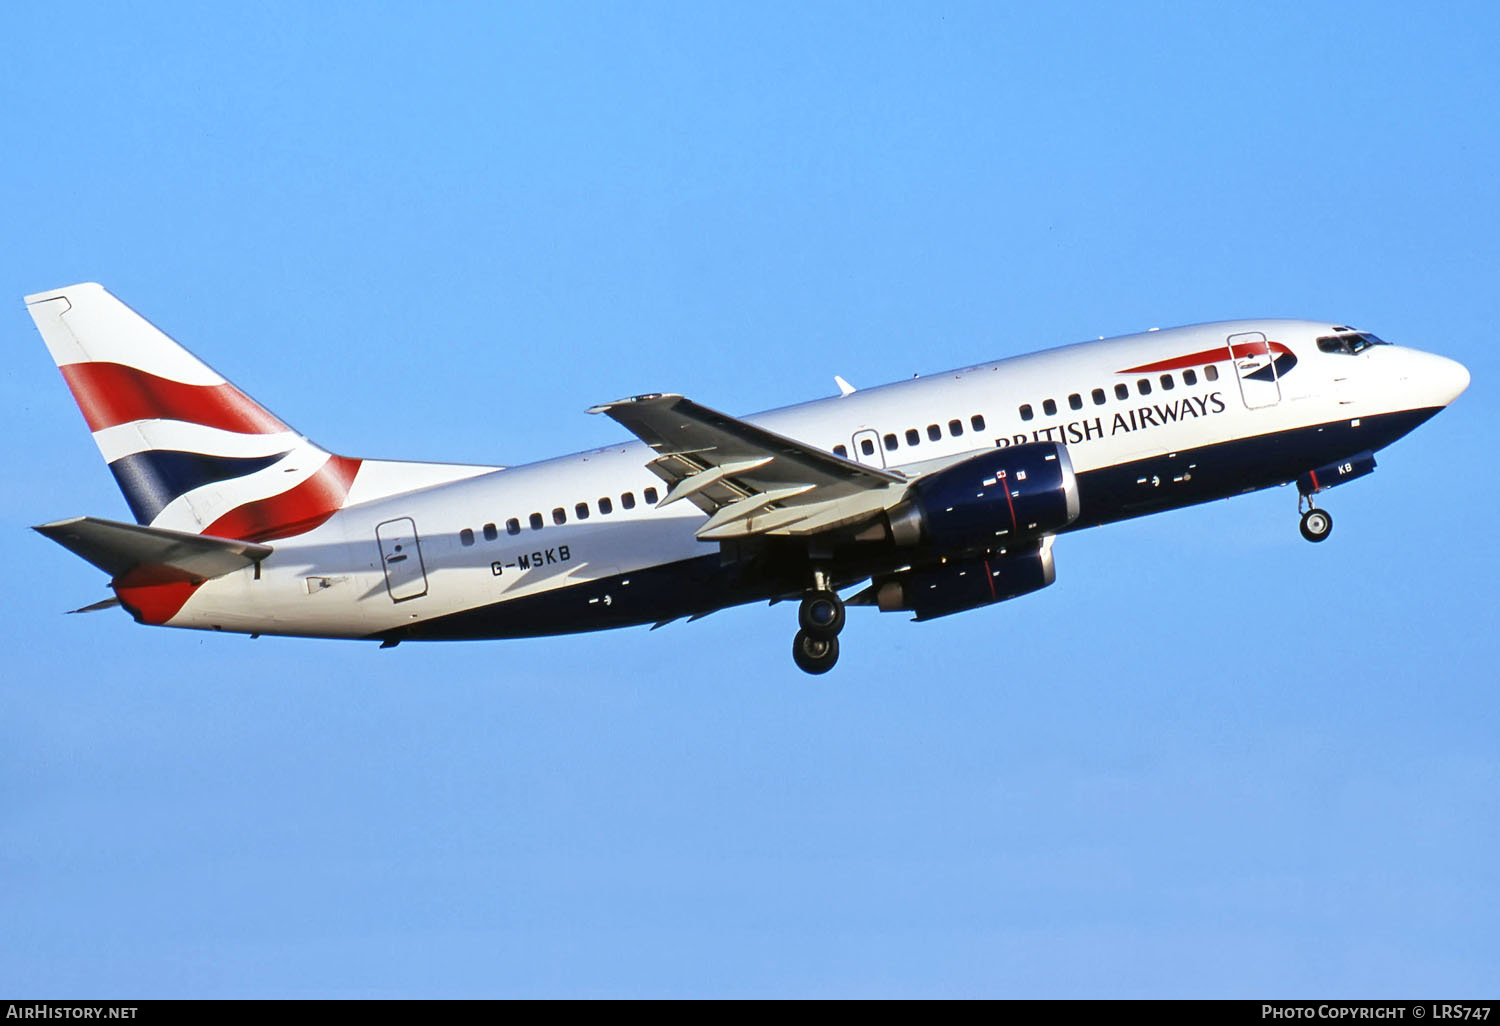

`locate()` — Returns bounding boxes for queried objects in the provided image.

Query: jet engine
[886,442,1080,553]
[870,537,1057,620]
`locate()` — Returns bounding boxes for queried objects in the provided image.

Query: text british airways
[996,391,1228,447]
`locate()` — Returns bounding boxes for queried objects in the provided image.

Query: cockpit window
[1317,332,1389,355]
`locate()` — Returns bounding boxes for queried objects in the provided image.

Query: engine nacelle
[875,537,1057,620]
[887,442,1080,552]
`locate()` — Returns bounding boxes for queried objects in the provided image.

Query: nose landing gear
[1300,507,1333,542]
[792,569,845,674]
[1295,453,1376,542]
[1298,495,1333,543]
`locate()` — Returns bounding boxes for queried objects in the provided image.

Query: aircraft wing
[35,516,273,582]
[589,393,908,540]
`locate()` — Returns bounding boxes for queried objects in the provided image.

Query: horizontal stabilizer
[35,516,273,583]
[68,596,123,614]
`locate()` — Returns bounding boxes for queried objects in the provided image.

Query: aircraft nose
[1429,353,1471,406]
[1400,350,1469,408]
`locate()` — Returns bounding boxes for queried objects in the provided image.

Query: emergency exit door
[851,428,886,468]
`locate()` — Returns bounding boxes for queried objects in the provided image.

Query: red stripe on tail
[111,565,205,626]
[205,455,362,542]
[59,362,289,434]
[107,458,361,623]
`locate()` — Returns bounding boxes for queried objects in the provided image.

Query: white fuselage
[163,318,1468,640]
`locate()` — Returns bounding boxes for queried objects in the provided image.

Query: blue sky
[3,1,1497,997]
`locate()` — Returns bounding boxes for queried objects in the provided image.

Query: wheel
[798,588,845,636]
[1300,507,1333,543]
[792,629,839,675]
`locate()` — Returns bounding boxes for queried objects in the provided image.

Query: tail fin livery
[26,283,361,542]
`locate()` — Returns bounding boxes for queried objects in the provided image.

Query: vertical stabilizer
[25,283,360,541]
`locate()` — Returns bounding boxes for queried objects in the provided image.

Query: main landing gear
[1298,495,1333,543]
[792,569,845,675]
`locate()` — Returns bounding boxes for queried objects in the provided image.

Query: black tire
[798,589,846,636]
[1300,508,1333,543]
[792,629,840,675]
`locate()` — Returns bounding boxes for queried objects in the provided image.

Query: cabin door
[1227,331,1282,409]
[376,517,429,602]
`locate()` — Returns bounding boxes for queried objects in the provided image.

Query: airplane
[26,283,1470,674]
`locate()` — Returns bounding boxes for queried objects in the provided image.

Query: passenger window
[506,518,520,535]
[644,487,659,504]
[1183,369,1197,386]
[622,492,636,510]
[1068,393,1082,411]
[1042,399,1057,416]
[970,414,985,431]
[948,419,963,437]
[598,497,613,515]
[883,433,898,451]
[575,502,589,520]
[833,444,848,458]
[552,507,566,525]
[905,428,920,446]
[1115,383,1128,400]
[1159,374,1174,391]
[927,424,942,441]
[1092,388,1106,405]
[1137,378,1152,395]
[860,438,876,456]
[1205,365,1219,382]
[1019,405,1034,422]
[529,512,544,530]
[483,522,498,541]
[460,528,474,547]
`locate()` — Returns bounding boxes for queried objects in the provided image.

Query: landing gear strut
[792,568,845,674]
[1298,494,1333,543]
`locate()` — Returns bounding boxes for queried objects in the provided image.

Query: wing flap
[592,394,902,489]
[657,456,773,509]
[591,393,909,540]
[36,515,273,583]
